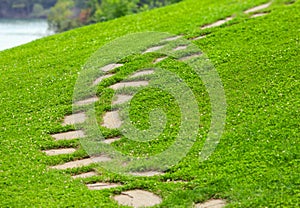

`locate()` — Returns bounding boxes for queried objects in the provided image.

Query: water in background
[0,19,52,51]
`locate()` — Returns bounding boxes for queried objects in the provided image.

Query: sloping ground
[0,0,299,207]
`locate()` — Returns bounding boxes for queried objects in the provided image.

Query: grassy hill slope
[0,0,299,207]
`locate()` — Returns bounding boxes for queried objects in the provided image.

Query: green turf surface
[1,0,299,207]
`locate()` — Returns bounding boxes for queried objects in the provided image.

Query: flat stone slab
[62,112,86,126]
[201,16,233,29]
[87,182,121,190]
[51,156,111,170]
[72,171,98,179]
[100,63,124,72]
[251,13,268,18]
[143,45,164,53]
[51,130,85,141]
[129,171,163,177]
[93,74,114,86]
[164,35,182,41]
[112,94,133,105]
[43,148,77,156]
[130,70,154,78]
[191,35,206,41]
[102,111,122,129]
[195,199,226,208]
[153,56,167,64]
[114,189,162,208]
[173,45,188,51]
[74,97,99,106]
[109,81,149,90]
[102,136,121,144]
[244,2,271,14]
[179,52,202,61]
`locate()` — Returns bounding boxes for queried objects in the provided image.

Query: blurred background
[0,0,180,51]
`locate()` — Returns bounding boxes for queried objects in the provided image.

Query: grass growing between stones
[1,0,299,207]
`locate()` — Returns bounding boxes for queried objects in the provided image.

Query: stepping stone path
[251,13,268,18]
[93,74,114,86]
[195,199,226,208]
[109,81,149,90]
[153,56,167,64]
[72,171,98,179]
[51,156,111,170]
[74,97,99,106]
[179,52,202,61]
[201,16,233,29]
[113,190,162,208]
[165,35,182,41]
[130,171,163,177]
[129,69,154,78]
[191,35,206,41]
[143,45,164,53]
[43,148,77,156]
[102,136,121,144]
[51,130,85,141]
[87,182,121,190]
[100,63,124,72]
[112,94,133,105]
[244,2,271,14]
[102,111,122,129]
[173,45,188,51]
[62,112,86,126]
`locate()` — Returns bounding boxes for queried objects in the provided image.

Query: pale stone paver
[130,70,154,78]
[74,97,99,106]
[87,182,121,190]
[143,45,164,54]
[43,148,77,156]
[114,190,162,208]
[100,63,124,72]
[153,56,167,64]
[244,2,271,14]
[93,74,114,86]
[173,45,188,51]
[179,52,202,61]
[102,111,122,129]
[102,136,121,144]
[72,171,98,179]
[192,35,206,41]
[109,81,149,90]
[62,112,86,126]
[130,171,163,177]
[164,35,182,41]
[195,199,226,208]
[50,156,111,170]
[51,130,85,141]
[201,16,233,29]
[251,13,268,18]
[112,95,133,105]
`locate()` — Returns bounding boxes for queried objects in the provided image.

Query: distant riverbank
[0,19,53,51]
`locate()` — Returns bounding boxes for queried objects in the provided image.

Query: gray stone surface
[143,45,164,53]
[201,16,233,29]
[251,13,268,18]
[62,112,86,126]
[72,171,98,179]
[50,156,111,170]
[114,189,162,208]
[164,35,182,41]
[102,137,121,144]
[87,182,121,190]
[109,81,149,90]
[244,2,271,14]
[43,148,77,156]
[179,53,202,61]
[112,95,133,105]
[173,45,187,51]
[130,70,154,78]
[130,171,163,177]
[100,63,123,72]
[192,35,206,41]
[74,97,99,106]
[195,199,226,208]
[51,130,85,141]
[93,74,114,86]
[102,111,122,129]
[153,57,167,64]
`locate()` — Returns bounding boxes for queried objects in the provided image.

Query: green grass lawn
[1,0,299,207]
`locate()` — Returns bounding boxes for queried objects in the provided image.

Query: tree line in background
[0,0,181,32]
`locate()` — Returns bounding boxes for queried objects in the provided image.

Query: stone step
[153,56,167,64]
[74,97,99,106]
[100,63,123,72]
[93,74,114,86]
[191,35,206,41]
[129,69,154,78]
[143,45,164,54]
[244,2,271,14]
[164,35,182,41]
[87,182,121,190]
[51,130,85,141]
[195,199,226,208]
[129,171,163,177]
[112,94,133,105]
[102,137,121,144]
[179,52,202,61]
[114,189,162,208]
[62,112,86,126]
[72,171,98,179]
[43,148,77,156]
[50,156,111,170]
[251,13,268,18]
[109,81,149,90]
[201,16,233,29]
[173,45,188,51]
[102,111,122,129]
